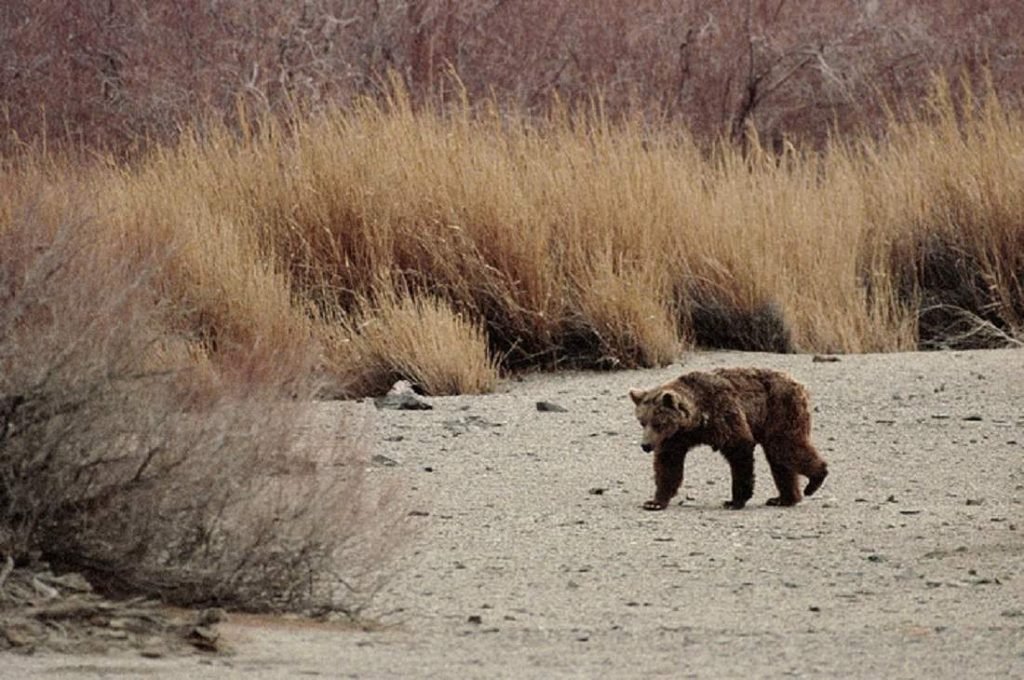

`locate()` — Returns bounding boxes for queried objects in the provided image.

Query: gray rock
[372,454,400,467]
[443,415,502,434]
[374,393,433,410]
[388,380,418,396]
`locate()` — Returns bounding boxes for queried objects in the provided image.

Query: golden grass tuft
[569,260,681,367]
[322,291,499,397]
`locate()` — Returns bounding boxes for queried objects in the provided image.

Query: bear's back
[699,367,809,441]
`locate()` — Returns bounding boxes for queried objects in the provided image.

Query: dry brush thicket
[0,210,404,614]
[3,2,1024,152]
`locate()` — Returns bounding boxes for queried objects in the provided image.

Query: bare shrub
[6,2,1024,153]
[917,305,1024,351]
[899,236,1024,350]
[685,290,794,354]
[0,208,403,614]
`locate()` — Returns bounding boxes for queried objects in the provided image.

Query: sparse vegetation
[0,209,402,615]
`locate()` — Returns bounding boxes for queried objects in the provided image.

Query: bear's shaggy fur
[628,367,828,511]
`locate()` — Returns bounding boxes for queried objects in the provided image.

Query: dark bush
[685,286,795,353]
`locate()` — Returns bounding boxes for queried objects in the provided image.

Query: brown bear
[628,367,828,511]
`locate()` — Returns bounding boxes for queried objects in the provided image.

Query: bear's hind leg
[794,441,829,497]
[803,461,828,497]
[765,458,801,506]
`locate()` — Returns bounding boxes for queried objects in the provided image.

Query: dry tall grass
[853,80,1024,347]
[1,79,1021,398]
[323,289,499,397]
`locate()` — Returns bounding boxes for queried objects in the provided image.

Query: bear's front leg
[645,449,686,511]
[721,441,755,509]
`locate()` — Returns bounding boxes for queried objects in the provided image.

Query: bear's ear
[628,388,646,405]
[660,391,680,410]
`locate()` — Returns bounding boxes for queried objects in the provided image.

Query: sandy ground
[6,349,1023,679]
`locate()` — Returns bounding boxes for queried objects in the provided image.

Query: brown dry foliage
[0,208,404,614]
[3,2,1024,153]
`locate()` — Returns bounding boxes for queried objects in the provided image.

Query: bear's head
[628,386,703,453]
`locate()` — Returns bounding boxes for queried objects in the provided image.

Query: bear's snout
[640,443,653,453]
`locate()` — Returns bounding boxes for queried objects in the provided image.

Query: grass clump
[322,290,499,397]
